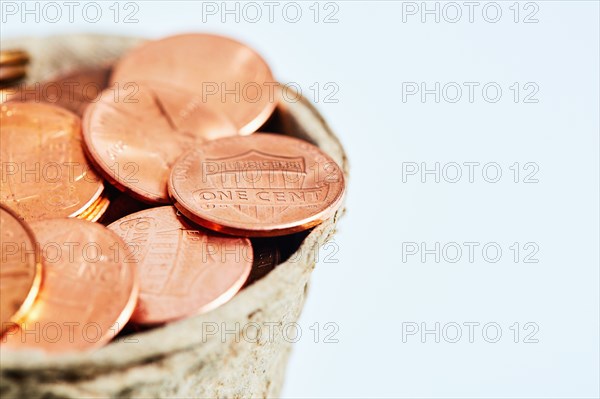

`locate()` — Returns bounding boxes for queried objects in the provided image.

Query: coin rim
[76,193,110,222]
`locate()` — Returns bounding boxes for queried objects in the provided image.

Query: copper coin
[0,103,104,221]
[1,66,110,116]
[0,205,41,334]
[0,50,30,66]
[168,133,346,237]
[110,33,276,135]
[0,65,26,83]
[107,206,252,324]
[83,82,237,204]
[41,66,110,117]
[1,218,138,352]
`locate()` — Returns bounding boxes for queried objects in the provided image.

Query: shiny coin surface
[0,205,41,334]
[110,33,276,135]
[0,103,104,221]
[83,82,237,204]
[107,206,252,324]
[0,50,30,66]
[168,133,346,237]
[1,218,138,352]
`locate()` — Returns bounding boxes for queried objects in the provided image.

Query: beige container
[0,35,348,398]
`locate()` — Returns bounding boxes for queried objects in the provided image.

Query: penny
[107,206,252,324]
[168,133,346,237]
[0,103,104,221]
[1,218,138,352]
[110,33,276,135]
[43,66,110,116]
[0,205,41,335]
[0,50,30,66]
[0,65,26,83]
[1,66,110,116]
[83,82,237,204]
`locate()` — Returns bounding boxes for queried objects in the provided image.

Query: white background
[2,1,599,397]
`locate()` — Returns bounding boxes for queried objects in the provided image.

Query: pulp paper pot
[0,35,348,398]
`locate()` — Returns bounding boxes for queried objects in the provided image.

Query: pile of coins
[0,34,345,353]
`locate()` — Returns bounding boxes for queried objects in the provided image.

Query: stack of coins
[0,50,29,88]
[0,34,345,353]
